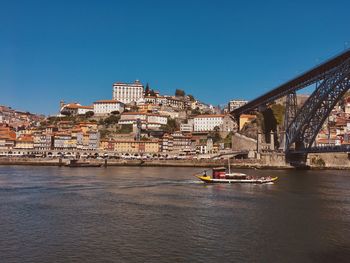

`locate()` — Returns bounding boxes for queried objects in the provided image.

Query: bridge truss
[231,49,350,163]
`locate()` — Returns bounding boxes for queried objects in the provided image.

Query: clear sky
[1,0,350,115]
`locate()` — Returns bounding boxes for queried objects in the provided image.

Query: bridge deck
[232,49,350,116]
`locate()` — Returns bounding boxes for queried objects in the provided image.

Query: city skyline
[1,0,350,114]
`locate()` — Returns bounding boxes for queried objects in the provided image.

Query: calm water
[0,166,350,263]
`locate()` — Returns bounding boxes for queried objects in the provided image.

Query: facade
[77,130,100,150]
[113,80,144,104]
[93,100,124,115]
[171,132,193,153]
[0,126,16,150]
[160,134,173,152]
[180,123,193,132]
[113,140,159,153]
[60,103,93,116]
[228,99,248,112]
[33,133,53,150]
[119,112,168,128]
[165,97,185,109]
[54,133,76,150]
[15,135,34,149]
[193,115,225,132]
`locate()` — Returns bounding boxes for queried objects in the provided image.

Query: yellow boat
[196,167,278,184]
[197,174,278,184]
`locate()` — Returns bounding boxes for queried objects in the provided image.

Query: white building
[180,123,193,132]
[93,100,124,115]
[193,114,224,132]
[113,80,144,104]
[228,99,248,112]
[60,103,94,116]
[120,112,167,126]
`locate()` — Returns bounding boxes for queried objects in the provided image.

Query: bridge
[232,49,350,164]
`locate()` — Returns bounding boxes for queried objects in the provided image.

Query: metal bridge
[231,49,350,163]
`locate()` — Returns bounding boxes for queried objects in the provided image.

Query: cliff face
[231,133,257,151]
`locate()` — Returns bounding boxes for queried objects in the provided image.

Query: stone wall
[231,133,257,151]
[308,153,350,168]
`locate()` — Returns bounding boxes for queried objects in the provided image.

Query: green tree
[208,126,222,143]
[116,124,133,133]
[149,89,156,96]
[104,115,120,126]
[162,118,178,133]
[175,89,185,97]
[191,107,201,115]
[271,104,285,126]
[145,83,150,96]
[85,111,94,118]
[188,94,195,101]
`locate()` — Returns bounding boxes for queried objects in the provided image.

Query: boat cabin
[212,167,226,179]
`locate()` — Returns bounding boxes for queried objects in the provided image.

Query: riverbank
[0,156,349,170]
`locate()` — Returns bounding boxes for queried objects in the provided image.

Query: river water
[0,166,349,263]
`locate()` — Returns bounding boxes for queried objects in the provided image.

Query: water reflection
[0,166,349,262]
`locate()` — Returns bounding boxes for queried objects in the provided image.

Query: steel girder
[283,91,297,150]
[285,58,350,153]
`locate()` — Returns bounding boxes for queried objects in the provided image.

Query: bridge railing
[291,144,350,153]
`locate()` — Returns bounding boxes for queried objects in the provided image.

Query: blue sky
[1,0,350,114]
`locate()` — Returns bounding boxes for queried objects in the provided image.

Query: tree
[175,89,185,97]
[162,118,178,133]
[208,126,222,143]
[110,111,120,115]
[188,94,195,101]
[145,83,150,96]
[85,111,94,118]
[191,107,201,115]
[271,104,285,126]
[104,115,120,126]
[149,89,156,96]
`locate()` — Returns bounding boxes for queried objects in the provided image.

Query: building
[113,80,144,104]
[76,129,100,151]
[60,103,93,116]
[160,134,173,152]
[165,96,185,109]
[114,140,159,153]
[119,112,168,129]
[171,132,194,153]
[180,123,193,132]
[15,135,34,149]
[93,100,124,115]
[193,115,225,132]
[0,126,16,150]
[228,99,248,112]
[33,132,53,150]
[53,133,76,150]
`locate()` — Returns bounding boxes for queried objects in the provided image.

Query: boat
[66,159,102,167]
[196,166,278,184]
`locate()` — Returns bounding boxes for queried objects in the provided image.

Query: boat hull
[197,175,278,184]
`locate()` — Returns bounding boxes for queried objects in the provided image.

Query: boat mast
[228,157,231,174]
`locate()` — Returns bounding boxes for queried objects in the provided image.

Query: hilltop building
[60,103,93,116]
[93,100,124,115]
[113,80,144,104]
